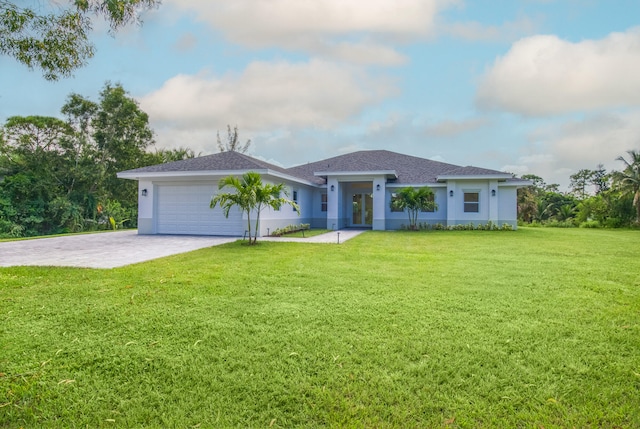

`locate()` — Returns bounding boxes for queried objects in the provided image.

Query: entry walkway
[261,229,366,244]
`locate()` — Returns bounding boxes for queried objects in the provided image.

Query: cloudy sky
[2,0,640,189]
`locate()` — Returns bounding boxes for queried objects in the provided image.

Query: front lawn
[1,228,639,427]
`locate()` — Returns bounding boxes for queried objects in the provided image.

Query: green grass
[1,228,639,428]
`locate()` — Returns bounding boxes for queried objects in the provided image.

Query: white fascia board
[117,169,268,180]
[116,168,318,187]
[437,174,513,182]
[314,170,398,178]
[385,182,445,188]
[498,179,532,187]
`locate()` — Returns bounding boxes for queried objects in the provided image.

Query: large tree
[0,0,160,80]
[390,187,437,230]
[517,174,545,223]
[0,82,159,237]
[569,169,595,200]
[63,82,155,210]
[0,115,76,234]
[612,149,640,223]
[210,172,299,244]
[591,164,610,195]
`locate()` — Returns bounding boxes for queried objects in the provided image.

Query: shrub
[544,220,576,228]
[398,222,514,232]
[579,220,601,228]
[271,223,310,237]
[0,219,24,238]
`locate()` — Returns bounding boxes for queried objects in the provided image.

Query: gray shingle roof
[286,150,508,184]
[436,165,511,177]
[119,149,512,185]
[119,150,291,176]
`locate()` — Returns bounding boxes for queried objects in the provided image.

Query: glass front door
[352,193,373,226]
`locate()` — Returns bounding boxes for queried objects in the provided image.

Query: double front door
[352,193,373,226]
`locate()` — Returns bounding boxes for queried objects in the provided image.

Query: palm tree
[210,172,299,244]
[612,150,640,223]
[557,204,575,222]
[390,187,437,230]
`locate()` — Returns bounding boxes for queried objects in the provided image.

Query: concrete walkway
[261,229,366,244]
[0,229,366,269]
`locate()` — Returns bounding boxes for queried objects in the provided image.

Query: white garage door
[156,184,244,236]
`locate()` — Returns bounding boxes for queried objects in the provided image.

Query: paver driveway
[0,230,238,269]
[0,229,366,269]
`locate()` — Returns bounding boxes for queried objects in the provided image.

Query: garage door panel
[156,184,244,236]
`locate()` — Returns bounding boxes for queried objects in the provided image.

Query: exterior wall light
[141,189,148,197]
[449,190,454,197]
[330,185,335,191]
[376,184,381,191]
[491,189,496,197]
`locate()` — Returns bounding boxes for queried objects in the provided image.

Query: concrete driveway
[0,230,238,269]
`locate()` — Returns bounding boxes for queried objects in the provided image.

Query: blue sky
[2,0,640,189]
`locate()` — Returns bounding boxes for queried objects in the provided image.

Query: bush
[98,200,133,230]
[544,220,576,228]
[579,220,601,228]
[271,223,310,237]
[0,219,24,238]
[400,222,513,231]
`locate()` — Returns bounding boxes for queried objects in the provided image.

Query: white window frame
[463,191,480,213]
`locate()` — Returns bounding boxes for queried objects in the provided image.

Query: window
[390,193,403,212]
[321,193,327,212]
[464,192,479,213]
[292,190,298,211]
[420,193,436,212]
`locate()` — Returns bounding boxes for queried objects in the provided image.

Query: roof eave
[500,179,533,187]
[117,169,319,187]
[385,182,445,188]
[314,170,398,179]
[436,174,514,182]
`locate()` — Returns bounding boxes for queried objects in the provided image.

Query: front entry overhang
[319,171,396,231]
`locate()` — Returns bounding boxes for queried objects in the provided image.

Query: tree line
[517,150,640,228]
[0,82,195,237]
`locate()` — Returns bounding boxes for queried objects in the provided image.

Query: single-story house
[117,150,529,236]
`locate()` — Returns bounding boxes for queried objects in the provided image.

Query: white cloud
[424,117,489,137]
[477,27,640,115]
[165,0,452,65]
[139,59,397,155]
[444,17,538,43]
[545,115,635,165]
[510,111,640,189]
[309,40,408,66]
[500,164,530,176]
